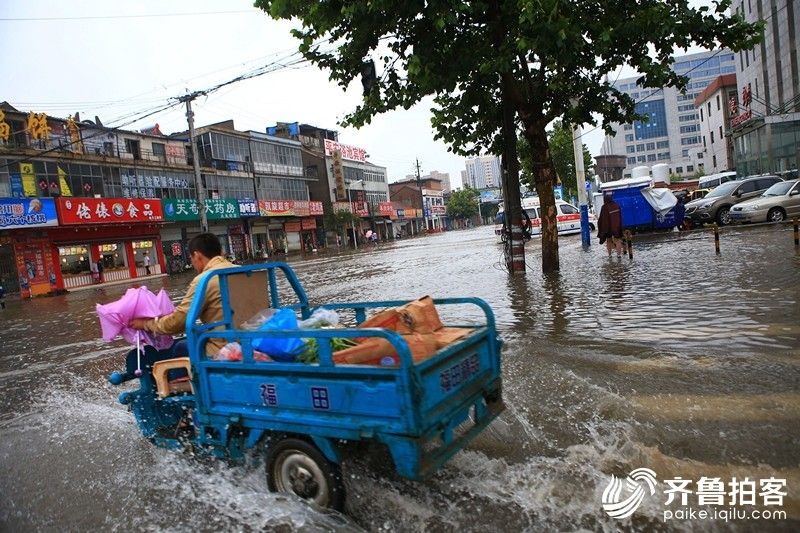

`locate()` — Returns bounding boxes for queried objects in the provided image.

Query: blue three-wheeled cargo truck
[109,263,504,510]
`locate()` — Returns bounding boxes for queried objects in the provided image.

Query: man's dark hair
[188,233,222,259]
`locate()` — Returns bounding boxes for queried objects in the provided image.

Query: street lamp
[346,179,364,250]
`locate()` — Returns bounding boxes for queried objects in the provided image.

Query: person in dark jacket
[597,191,623,257]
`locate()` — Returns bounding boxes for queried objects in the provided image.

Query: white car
[495,198,596,242]
[729,179,800,223]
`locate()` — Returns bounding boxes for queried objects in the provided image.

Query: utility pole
[180,93,208,233]
[415,158,425,232]
[572,123,591,248]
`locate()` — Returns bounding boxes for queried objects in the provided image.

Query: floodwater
[1,224,798,532]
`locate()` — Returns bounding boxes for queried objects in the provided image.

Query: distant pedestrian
[143,251,151,275]
[96,260,104,283]
[598,191,623,257]
[0,280,6,309]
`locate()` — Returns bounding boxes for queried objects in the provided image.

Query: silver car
[684,175,782,226]
[730,179,800,223]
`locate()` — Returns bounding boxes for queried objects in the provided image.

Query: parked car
[729,179,800,223]
[688,188,711,202]
[685,175,782,226]
[698,171,737,190]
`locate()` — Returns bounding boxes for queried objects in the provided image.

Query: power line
[0,10,255,22]
[0,40,332,171]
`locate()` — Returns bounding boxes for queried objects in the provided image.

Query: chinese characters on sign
[378,202,395,217]
[57,198,164,225]
[309,201,324,216]
[0,198,58,228]
[332,150,347,201]
[323,139,367,162]
[27,112,51,142]
[66,115,83,153]
[162,199,238,221]
[0,109,10,142]
[729,96,738,116]
[663,476,786,508]
[238,199,259,217]
[258,200,321,217]
[741,85,752,108]
[120,173,190,199]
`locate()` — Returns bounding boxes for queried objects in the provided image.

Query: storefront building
[0,197,60,298]
[0,196,166,296]
[52,198,165,289]
[161,197,247,261]
[257,200,324,253]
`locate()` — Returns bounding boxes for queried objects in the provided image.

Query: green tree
[324,208,362,240]
[446,187,479,220]
[257,0,761,272]
[519,120,592,201]
[480,201,499,222]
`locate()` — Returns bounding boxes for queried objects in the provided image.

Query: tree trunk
[523,126,560,273]
[502,84,525,273]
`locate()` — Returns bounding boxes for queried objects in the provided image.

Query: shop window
[99,242,127,270]
[132,240,156,268]
[59,245,91,276]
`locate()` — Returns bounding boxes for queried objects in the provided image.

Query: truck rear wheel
[265,438,345,511]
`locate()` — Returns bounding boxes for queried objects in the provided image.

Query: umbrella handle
[134,331,143,377]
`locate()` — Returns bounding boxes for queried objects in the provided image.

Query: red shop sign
[309,201,324,216]
[284,221,302,232]
[57,198,164,225]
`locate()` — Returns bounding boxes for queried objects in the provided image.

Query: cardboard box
[333,332,439,365]
[433,327,473,349]
[397,296,443,333]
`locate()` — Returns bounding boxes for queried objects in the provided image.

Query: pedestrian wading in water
[597,191,623,257]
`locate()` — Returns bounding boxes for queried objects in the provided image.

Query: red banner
[301,218,317,229]
[378,202,395,217]
[284,221,302,232]
[353,202,369,217]
[57,198,164,225]
[309,201,324,216]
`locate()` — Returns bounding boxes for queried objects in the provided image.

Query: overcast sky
[0,0,713,188]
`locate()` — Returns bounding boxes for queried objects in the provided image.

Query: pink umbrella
[96,287,176,374]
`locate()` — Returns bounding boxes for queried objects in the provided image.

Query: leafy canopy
[446,187,479,220]
[519,120,592,199]
[257,0,762,155]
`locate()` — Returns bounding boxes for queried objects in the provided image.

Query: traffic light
[361,60,377,96]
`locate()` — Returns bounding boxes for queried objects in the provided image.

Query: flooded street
[1,224,798,532]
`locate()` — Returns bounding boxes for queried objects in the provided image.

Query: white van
[494,197,595,242]
[698,171,737,190]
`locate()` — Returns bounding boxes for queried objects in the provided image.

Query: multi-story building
[269,122,396,241]
[601,49,737,180]
[192,119,324,254]
[695,74,738,173]
[389,177,445,231]
[730,0,800,176]
[464,155,501,189]
[0,106,334,296]
[0,104,196,295]
[425,170,451,194]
